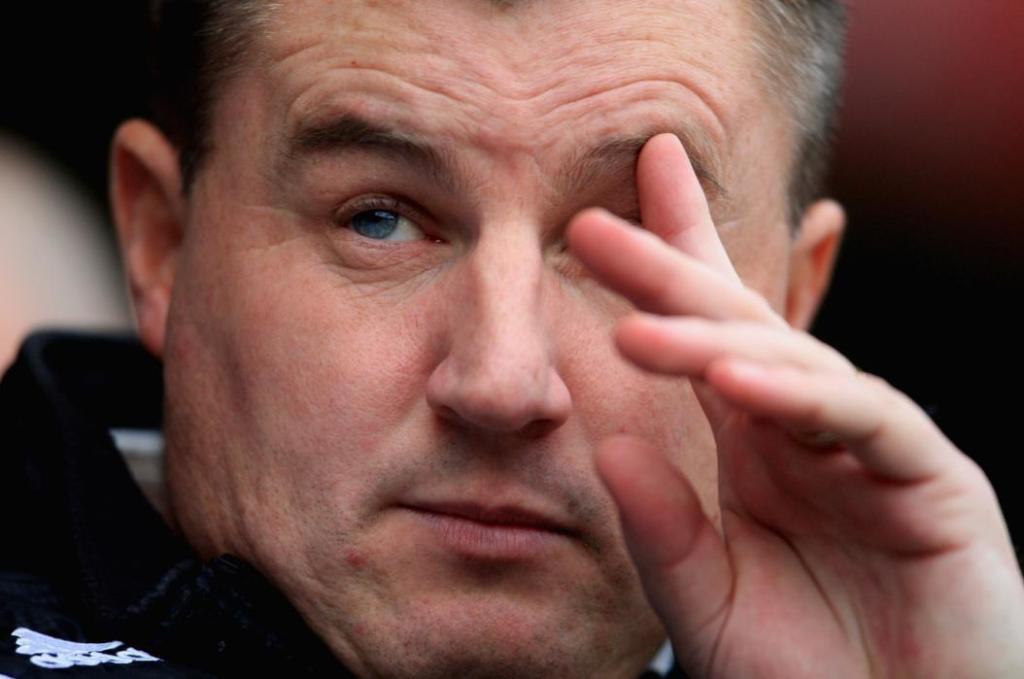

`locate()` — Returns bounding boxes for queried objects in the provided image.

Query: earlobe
[784,199,845,331]
[109,119,184,358]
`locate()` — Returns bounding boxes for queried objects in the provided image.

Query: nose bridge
[425,224,572,435]
[466,228,546,367]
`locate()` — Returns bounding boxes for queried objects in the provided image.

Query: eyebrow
[562,131,727,205]
[282,114,466,193]
[281,112,726,204]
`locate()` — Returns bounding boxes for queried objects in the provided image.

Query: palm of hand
[566,133,1024,678]
[707,399,1013,678]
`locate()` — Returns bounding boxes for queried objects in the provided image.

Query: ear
[109,119,185,358]
[784,199,845,331]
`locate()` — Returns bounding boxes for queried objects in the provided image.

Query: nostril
[520,418,559,439]
[435,404,463,426]
[434,408,560,437]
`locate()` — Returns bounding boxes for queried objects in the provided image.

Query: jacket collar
[0,332,345,676]
[0,331,184,615]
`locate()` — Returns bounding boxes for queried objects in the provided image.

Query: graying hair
[149,0,847,230]
[744,0,849,229]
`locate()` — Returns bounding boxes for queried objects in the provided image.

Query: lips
[408,501,575,534]
[398,499,578,560]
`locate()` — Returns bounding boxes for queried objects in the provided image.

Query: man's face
[160,1,795,676]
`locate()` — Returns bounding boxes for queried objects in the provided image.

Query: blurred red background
[834,0,1024,262]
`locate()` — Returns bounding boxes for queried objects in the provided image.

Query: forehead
[253,0,764,161]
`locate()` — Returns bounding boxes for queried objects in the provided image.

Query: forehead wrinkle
[535,75,728,149]
[265,13,524,124]
[263,2,734,156]
[264,2,735,138]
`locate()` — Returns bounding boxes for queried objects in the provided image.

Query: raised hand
[566,134,1024,678]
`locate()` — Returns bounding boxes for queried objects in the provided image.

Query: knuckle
[857,371,939,437]
[860,372,907,414]
[858,371,893,393]
[800,392,830,428]
[820,343,856,372]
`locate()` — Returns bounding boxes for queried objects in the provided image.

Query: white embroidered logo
[11,627,161,669]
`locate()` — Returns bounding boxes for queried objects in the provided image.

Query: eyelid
[332,194,441,240]
[333,194,416,223]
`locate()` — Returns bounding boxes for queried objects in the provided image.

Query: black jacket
[0,333,684,678]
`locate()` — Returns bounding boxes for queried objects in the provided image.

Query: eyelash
[331,194,440,241]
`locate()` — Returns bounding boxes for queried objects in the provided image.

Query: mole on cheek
[345,549,367,570]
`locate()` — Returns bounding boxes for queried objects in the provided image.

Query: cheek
[230,262,436,464]
[619,375,719,516]
[166,231,445,527]
[555,304,720,516]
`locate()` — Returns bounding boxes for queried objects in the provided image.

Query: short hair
[148,0,847,231]
[745,1,849,227]
[148,0,270,187]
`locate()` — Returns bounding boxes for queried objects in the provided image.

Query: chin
[223,494,666,678]
[341,599,596,679]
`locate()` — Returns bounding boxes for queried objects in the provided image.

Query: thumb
[596,435,734,672]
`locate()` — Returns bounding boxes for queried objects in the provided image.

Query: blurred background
[1,2,1021,541]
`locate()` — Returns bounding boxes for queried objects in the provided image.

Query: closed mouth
[399,501,576,537]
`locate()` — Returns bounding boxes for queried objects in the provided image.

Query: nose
[425,228,572,437]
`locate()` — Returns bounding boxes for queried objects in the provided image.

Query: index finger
[638,133,740,285]
[565,210,785,326]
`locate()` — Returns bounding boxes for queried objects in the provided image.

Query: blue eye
[349,209,424,242]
